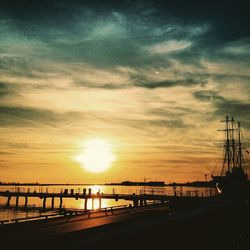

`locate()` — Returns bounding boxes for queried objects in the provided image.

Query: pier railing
[0,201,165,226]
[0,187,217,212]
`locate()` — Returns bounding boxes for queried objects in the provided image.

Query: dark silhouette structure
[212,116,249,197]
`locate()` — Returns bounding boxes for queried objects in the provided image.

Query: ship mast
[218,115,248,177]
[231,117,235,168]
[220,116,238,175]
[238,121,242,168]
[226,116,230,172]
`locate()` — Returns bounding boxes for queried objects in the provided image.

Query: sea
[0,185,217,222]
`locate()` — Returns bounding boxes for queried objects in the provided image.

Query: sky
[0,0,250,184]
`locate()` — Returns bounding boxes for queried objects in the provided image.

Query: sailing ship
[211,116,248,196]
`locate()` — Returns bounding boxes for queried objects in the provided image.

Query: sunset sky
[0,0,249,183]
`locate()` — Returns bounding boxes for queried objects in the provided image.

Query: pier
[0,187,213,211]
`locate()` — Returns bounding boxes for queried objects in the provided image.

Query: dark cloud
[193,90,224,103]
[193,90,250,128]
[212,74,250,83]
[1,0,248,69]
[215,101,250,127]
[0,0,248,99]
[0,106,86,127]
[74,81,129,90]
[74,73,208,90]
[0,106,59,127]
[147,119,188,128]
[0,82,13,97]
[135,76,207,89]
[0,56,45,79]
[1,0,249,40]
[113,116,188,131]
[146,107,193,128]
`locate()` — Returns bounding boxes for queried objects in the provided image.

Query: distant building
[121,181,165,186]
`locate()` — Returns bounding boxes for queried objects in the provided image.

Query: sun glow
[75,139,116,173]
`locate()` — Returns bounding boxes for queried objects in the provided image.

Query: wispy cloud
[147,40,192,55]
[0,1,249,182]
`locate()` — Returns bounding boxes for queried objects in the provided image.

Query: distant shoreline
[0,181,214,187]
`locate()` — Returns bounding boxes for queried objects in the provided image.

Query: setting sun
[75,139,116,173]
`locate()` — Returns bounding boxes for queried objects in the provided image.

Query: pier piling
[43,197,46,210]
[15,195,19,209]
[24,196,28,208]
[59,196,63,210]
[6,196,11,208]
[51,197,54,210]
[84,198,88,210]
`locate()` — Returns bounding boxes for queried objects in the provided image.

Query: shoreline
[0,181,215,187]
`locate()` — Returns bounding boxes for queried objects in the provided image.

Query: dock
[0,187,213,211]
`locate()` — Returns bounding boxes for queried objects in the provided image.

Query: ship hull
[212,173,248,197]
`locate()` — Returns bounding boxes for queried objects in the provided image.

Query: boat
[211,116,248,197]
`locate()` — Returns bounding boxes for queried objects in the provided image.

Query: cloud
[147,40,192,55]
[0,5,212,70]
[134,76,207,89]
[222,38,250,57]
[0,106,89,128]
[193,90,224,103]
[0,1,250,182]
[112,116,188,131]
[193,89,250,128]
[0,82,16,97]
[0,106,60,127]
[215,101,250,127]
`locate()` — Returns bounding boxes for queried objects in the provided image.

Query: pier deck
[0,189,213,211]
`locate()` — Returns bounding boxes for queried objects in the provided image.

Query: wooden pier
[0,187,213,211]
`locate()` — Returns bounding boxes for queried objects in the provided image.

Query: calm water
[0,185,217,221]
